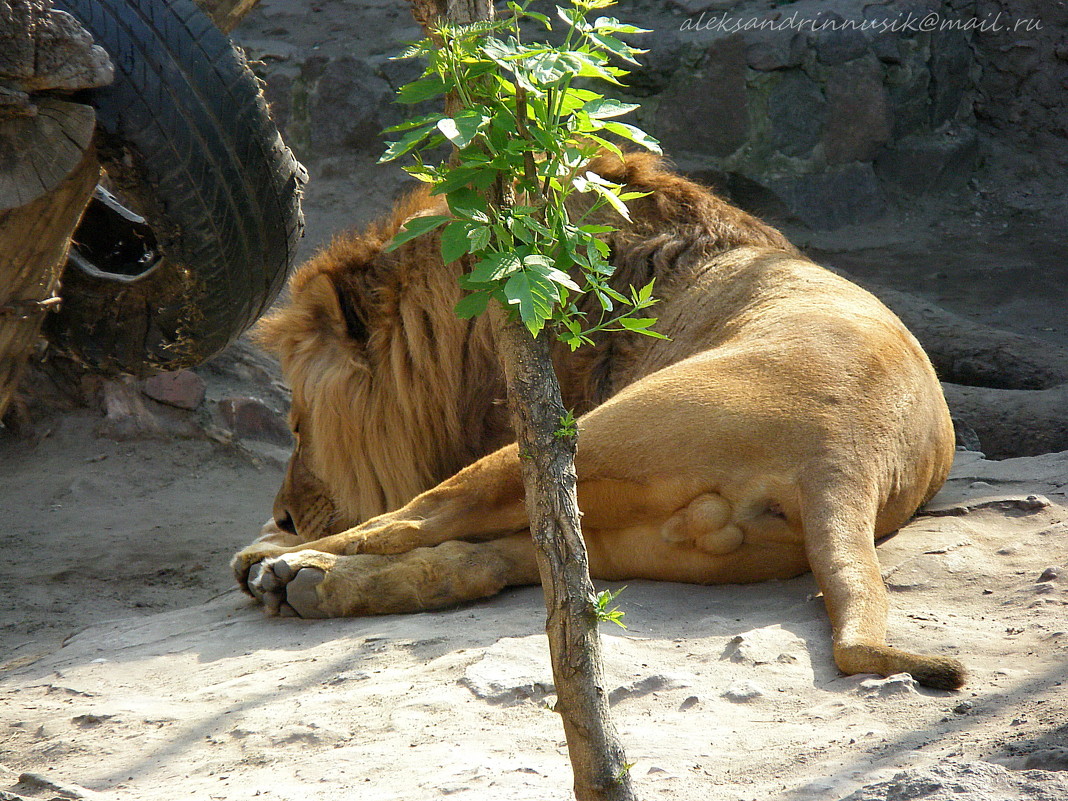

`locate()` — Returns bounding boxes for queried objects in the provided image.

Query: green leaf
[447,187,489,222]
[618,317,658,331]
[509,2,551,29]
[430,167,480,196]
[397,74,447,104]
[504,270,557,336]
[635,279,656,304]
[441,221,472,263]
[469,251,523,282]
[580,98,640,119]
[589,181,631,222]
[391,41,431,61]
[555,5,589,32]
[600,121,663,154]
[379,124,436,163]
[469,224,491,252]
[525,51,584,86]
[523,255,582,292]
[437,111,489,149]
[383,111,445,134]
[593,16,651,35]
[569,51,623,84]
[454,290,492,319]
[508,216,533,243]
[384,215,450,252]
[586,31,644,64]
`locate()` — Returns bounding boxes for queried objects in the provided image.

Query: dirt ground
[3,186,1068,801]
[3,3,1068,800]
[2,416,1067,800]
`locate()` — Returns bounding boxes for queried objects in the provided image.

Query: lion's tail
[800,485,967,690]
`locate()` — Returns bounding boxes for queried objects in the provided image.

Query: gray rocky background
[233,0,1067,236]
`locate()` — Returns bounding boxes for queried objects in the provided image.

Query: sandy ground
[1,423,1067,800]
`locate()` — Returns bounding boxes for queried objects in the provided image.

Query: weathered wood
[0,144,100,418]
[0,97,96,210]
[192,0,263,33]
[0,0,112,101]
[1,0,112,208]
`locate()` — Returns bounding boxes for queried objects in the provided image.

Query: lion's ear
[301,272,368,343]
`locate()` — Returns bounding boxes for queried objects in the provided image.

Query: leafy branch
[593,586,627,629]
[380,0,664,347]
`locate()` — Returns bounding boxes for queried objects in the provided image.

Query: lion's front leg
[238,535,539,618]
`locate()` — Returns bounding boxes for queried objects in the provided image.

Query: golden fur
[233,153,965,689]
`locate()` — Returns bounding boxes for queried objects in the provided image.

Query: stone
[13,772,103,799]
[678,695,700,711]
[837,760,1068,800]
[722,680,765,702]
[460,636,555,705]
[217,396,291,446]
[1018,748,1068,772]
[857,673,920,697]
[768,70,826,157]
[746,31,804,71]
[629,28,690,96]
[929,28,975,127]
[720,625,807,666]
[766,162,886,229]
[952,415,984,453]
[668,0,738,13]
[99,378,162,439]
[655,35,749,158]
[1038,566,1061,582]
[885,54,933,138]
[141,370,205,410]
[824,61,892,163]
[816,22,870,67]
[874,128,978,192]
[308,56,396,157]
[608,672,693,705]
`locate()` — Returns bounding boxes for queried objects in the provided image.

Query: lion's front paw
[231,543,288,594]
[245,551,338,618]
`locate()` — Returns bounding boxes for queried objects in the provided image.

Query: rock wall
[234,0,1062,231]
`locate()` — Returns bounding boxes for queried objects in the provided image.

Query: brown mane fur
[257,153,797,525]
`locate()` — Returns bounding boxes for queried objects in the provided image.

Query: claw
[246,562,267,599]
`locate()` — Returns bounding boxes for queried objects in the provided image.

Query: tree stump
[0,143,100,418]
[0,0,112,418]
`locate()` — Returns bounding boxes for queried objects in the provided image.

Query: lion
[232,152,966,690]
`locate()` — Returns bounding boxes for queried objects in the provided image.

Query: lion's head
[255,190,512,540]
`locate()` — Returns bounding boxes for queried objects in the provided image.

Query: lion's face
[256,264,387,538]
[271,409,353,542]
[256,210,499,538]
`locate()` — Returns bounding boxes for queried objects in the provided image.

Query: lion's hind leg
[242,534,540,618]
[801,487,966,690]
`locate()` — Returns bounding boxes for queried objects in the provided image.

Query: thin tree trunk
[405,1,638,798]
[491,307,637,801]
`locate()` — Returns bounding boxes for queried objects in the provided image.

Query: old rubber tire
[47,0,305,376]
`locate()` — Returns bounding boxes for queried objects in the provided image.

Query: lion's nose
[275,509,297,534]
